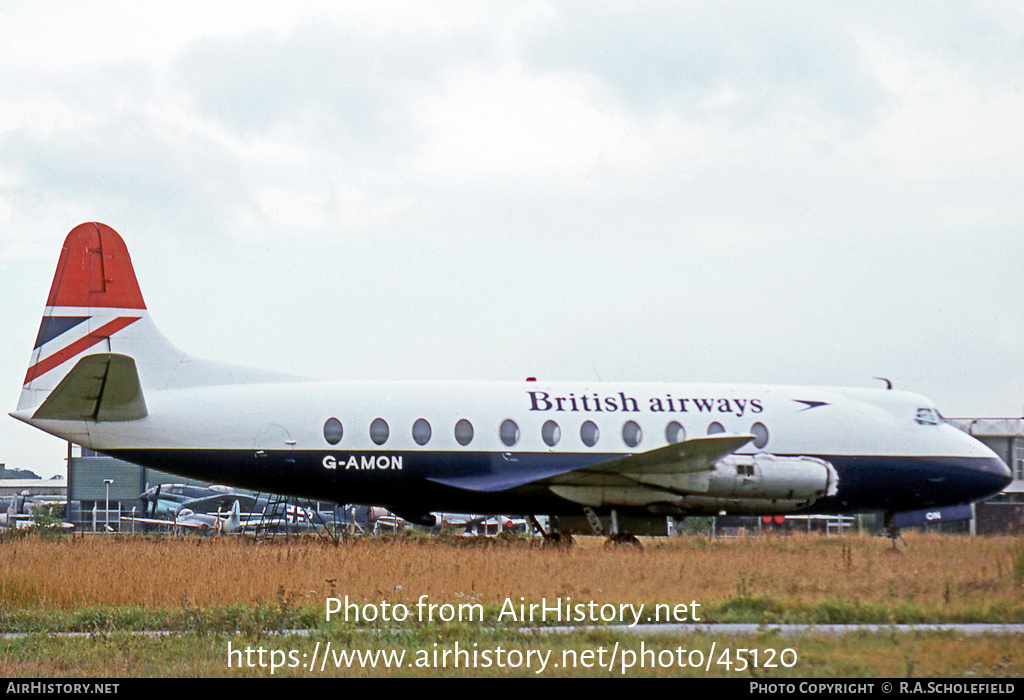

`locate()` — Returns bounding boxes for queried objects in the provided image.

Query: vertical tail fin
[224,500,242,533]
[17,223,183,416]
[14,223,300,429]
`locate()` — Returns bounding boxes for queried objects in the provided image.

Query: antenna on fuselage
[873,377,893,390]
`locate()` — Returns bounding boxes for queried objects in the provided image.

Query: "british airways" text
[527,391,763,417]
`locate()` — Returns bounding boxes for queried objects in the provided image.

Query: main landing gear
[528,515,574,548]
[583,506,643,549]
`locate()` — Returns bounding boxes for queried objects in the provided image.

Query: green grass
[3,626,1023,678]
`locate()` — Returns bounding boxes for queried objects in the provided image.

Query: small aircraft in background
[139,483,255,518]
[124,499,241,534]
[434,513,528,536]
[138,483,347,530]
[0,493,72,530]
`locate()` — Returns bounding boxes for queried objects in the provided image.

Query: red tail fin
[15,222,296,424]
[45,222,146,309]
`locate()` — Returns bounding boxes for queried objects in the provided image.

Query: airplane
[139,482,349,531]
[126,496,348,537]
[0,494,73,531]
[434,513,528,536]
[124,499,242,534]
[139,483,256,518]
[10,223,1014,542]
[0,496,36,529]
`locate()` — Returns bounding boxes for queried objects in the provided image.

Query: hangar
[65,445,215,531]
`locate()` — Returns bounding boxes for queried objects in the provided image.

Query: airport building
[66,445,216,531]
[0,479,66,498]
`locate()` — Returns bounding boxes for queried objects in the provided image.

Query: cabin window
[542,420,561,447]
[370,418,390,445]
[707,422,725,435]
[412,418,432,446]
[580,420,599,447]
[500,419,520,447]
[751,422,769,449]
[665,421,685,444]
[455,419,474,446]
[323,418,343,445]
[622,420,642,448]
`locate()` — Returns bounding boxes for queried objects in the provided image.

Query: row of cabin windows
[323,416,771,450]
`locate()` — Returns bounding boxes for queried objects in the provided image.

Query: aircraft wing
[184,493,257,514]
[0,513,33,528]
[123,507,232,530]
[428,434,753,493]
[229,514,313,532]
[122,515,187,527]
[542,433,753,487]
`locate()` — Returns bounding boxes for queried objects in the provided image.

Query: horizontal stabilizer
[32,353,148,422]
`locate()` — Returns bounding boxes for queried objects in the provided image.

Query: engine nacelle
[707,454,838,501]
[548,453,839,514]
[646,455,839,515]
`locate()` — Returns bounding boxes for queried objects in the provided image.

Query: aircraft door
[254,424,296,467]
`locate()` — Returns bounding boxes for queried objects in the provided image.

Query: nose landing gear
[884,511,906,551]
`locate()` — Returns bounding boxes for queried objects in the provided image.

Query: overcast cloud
[2,2,1023,477]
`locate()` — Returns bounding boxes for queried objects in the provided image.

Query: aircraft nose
[946,426,1013,501]
[965,448,1012,499]
[995,455,1013,489]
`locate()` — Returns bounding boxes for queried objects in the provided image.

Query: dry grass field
[1,531,1023,677]
[1,531,1021,620]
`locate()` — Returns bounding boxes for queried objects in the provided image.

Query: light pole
[103,479,113,532]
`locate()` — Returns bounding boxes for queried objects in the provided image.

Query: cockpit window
[915,408,940,425]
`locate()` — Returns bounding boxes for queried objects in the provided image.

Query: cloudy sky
[2,2,1023,478]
